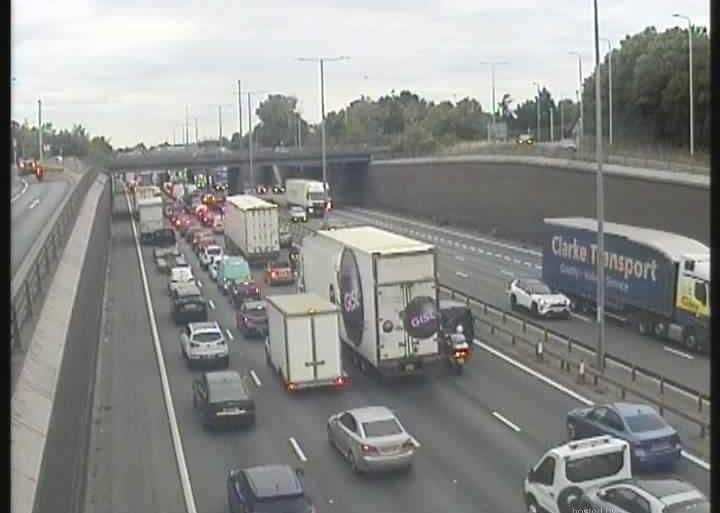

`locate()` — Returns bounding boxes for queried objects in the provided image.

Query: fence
[10,168,100,354]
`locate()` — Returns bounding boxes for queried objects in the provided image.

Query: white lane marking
[455,256,465,262]
[664,346,695,360]
[410,436,421,448]
[494,253,503,258]
[11,179,29,203]
[500,269,514,277]
[473,339,710,472]
[225,329,234,341]
[524,262,532,267]
[477,249,485,254]
[456,271,469,279]
[289,437,308,463]
[28,198,40,210]
[513,259,521,264]
[250,370,262,387]
[462,244,467,249]
[570,313,593,323]
[208,299,215,310]
[470,246,477,251]
[492,411,522,432]
[534,265,542,270]
[125,192,198,512]
[196,280,203,288]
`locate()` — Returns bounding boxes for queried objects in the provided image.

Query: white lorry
[301,226,441,379]
[137,196,165,244]
[285,179,328,218]
[224,194,279,264]
[264,293,348,392]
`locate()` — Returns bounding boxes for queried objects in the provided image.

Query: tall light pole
[593,0,606,372]
[38,99,43,162]
[673,13,694,156]
[298,56,350,194]
[600,38,613,146]
[533,81,541,141]
[185,105,189,148]
[479,61,508,142]
[194,118,199,144]
[569,52,584,151]
[246,90,265,190]
[237,80,243,144]
[218,105,223,148]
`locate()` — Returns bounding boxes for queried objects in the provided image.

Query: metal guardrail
[439,285,710,438]
[10,168,99,354]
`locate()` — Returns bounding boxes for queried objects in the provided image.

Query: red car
[264,259,295,286]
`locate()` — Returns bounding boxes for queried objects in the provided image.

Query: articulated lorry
[542,217,710,353]
[286,179,328,218]
[301,226,441,378]
[224,194,279,264]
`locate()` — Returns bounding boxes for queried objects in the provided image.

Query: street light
[600,38,613,146]
[569,51,585,152]
[532,81,541,141]
[246,90,266,190]
[478,61,508,142]
[298,56,350,198]
[673,13,694,156]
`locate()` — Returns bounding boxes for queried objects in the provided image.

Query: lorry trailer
[224,194,279,264]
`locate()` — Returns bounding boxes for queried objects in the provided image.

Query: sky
[11,0,710,148]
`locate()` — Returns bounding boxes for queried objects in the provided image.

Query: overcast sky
[11,0,710,147]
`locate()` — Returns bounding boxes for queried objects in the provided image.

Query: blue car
[566,402,682,471]
[227,465,315,513]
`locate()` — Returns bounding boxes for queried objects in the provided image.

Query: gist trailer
[224,194,279,264]
[543,217,710,353]
[302,226,441,379]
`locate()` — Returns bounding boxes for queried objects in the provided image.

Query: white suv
[524,436,632,513]
[169,266,195,295]
[508,278,571,318]
[180,321,229,369]
[200,244,223,269]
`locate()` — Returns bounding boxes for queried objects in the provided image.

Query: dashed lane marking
[456,271,469,279]
[250,370,262,387]
[492,412,521,432]
[225,329,234,341]
[664,346,695,360]
[208,299,215,310]
[289,437,308,463]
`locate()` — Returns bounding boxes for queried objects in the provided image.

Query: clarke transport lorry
[542,217,710,353]
[264,293,348,392]
[285,179,329,218]
[301,226,442,379]
[224,194,279,264]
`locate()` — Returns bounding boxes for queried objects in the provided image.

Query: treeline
[11,120,114,165]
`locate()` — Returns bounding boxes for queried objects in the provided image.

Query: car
[154,228,176,247]
[236,300,268,338]
[199,244,223,269]
[272,185,286,194]
[154,245,180,260]
[559,139,577,151]
[289,206,308,223]
[185,225,205,243]
[176,216,193,235]
[230,280,261,308]
[209,258,223,282]
[172,287,208,325]
[326,406,417,474]
[191,230,214,252]
[517,133,535,145]
[212,217,224,234]
[566,403,682,471]
[196,235,217,256]
[524,435,632,513]
[181,321,229,369]
[168,266,195,296]
[227,465,315,513]
[201,210,215,227]
[255,185,268,194]
[217,256,252,295]
[279,228,292,248]
[574,478,709,513]
[508,278,571,318]
[172,281,202,301]
[193,370,255,429]
[265,259,294,286]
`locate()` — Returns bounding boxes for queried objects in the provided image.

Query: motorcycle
[441,325,471,375]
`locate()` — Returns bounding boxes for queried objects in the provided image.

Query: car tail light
[361,444,379,454]
[287,383,298,392]
[271,271,277,277]
[335,376,349,387]
[401,439,415,450]
[453,349,469,358]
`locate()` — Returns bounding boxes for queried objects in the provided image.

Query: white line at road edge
[455,256,465,262]
[664,346,695,360]
[225,329,234,341]
[456,271,469,279]
[11,179,29,203]
[208,299,215,310]
[473,339,710,472]
[289,437,308,463]
[492,412,522,432]
[28,198,40,210]
[125,192,198,513]
[250,370,262,387]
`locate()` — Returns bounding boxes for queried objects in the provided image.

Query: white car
[576,478,709,513]
[289,206,307,223]
[200,244,223,269]
[209,261,220,282]
[180,321,229,369]
[168,266,195,295]
[524,436,632,513]
[508,278,571,318]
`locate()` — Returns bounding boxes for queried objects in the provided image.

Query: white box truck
[224,194,280,264]
[264,293,349,392]
[286,179,328,218]
[137,196,165,244]
[301,226,441,379]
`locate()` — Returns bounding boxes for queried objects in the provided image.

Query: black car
[154,228,176,247]
[192,370,255,429]
[172,287,208,324]
[439,299,475,342]
[227,465,314,513]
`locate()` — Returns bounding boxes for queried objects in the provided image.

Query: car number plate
[404,363,415,372]
[456,357,465,364]
[218,408,246,416]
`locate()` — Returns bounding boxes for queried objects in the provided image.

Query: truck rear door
[247,208,277,255]
[311,313,340,381]
[285,316,315,383]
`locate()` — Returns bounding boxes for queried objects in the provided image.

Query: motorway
[84,193,708,513]
[11,173,72,276]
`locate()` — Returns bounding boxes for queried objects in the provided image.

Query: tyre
[567,422,576,440]
[683,330,699,352]
[557,486,584,513]
[510,295,517,310]
[348,451,360,474]
[531,302,539,317]
[525,495,539,513]
[636,317,650,336]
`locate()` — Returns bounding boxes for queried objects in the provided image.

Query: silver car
[327,406,417,474]
[576,478,709,513]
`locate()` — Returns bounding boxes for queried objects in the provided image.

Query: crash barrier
[440,285,711,439]
[10,168,99,354]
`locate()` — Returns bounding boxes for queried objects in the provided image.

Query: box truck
[137,196,165,244]
[224,195,279,264]
[301,226,441,378]
[264,293,348,392]
[286,179,328,218]
[131,185,159,219]
[542,217,710,353]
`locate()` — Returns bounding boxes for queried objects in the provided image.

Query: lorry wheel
[683,331,699,352]
[531,303,539,317]
[567,422,576,440]
[654,322,667,338]
[557,486,584,513]
[510,295,517,310]
[636,317,650,336]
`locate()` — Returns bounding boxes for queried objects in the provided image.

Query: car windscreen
[254,496,311,513]
[624,412,667,433]
[565,451,625,483]
[193,332,222,343]
[664,498,710,513]
[527,282,551,294]
[224,261,251,280]
[172,270,193,282]
[308,191,325,201]
[244,301,266,311]
[362,419,403,438]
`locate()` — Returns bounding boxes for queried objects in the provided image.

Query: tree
[254,95,306,147]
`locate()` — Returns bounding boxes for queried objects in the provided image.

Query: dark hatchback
[172,288,208,324]
[237,300,268,338]
[231,280,262,308]
[227,465,315,513]
[439,299,475,342]
[193,370,255,429]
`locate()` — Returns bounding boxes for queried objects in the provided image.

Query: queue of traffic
[131,175,708,513]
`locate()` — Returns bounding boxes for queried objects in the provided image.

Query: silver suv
[180,321,229,369]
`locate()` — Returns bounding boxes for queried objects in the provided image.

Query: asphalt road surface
[84,197,708,513]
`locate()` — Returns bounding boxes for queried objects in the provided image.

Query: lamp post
[569,51,584,151]
[532,81,541,141]
[479,61,508,142]
[673,13,694,156]
[600,38,613,146]
[246,90,265,190]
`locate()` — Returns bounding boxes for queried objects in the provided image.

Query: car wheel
[557,486,584,513]
[635,317,650,336]
[531,302,539,317]
[567,422,576,440]
[510,295,517,310]
[526,495,539,513]
[348,451,360,474]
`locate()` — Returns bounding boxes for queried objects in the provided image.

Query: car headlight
[633,447,647,457]
[456,325,464,334]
